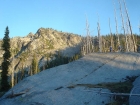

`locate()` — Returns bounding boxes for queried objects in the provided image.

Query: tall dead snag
[109,18,114,50]
[102,37,106,52]
[118,0,129,52]
[138,22,140,35]
[97,14,102,52]
[85,16,90,54]
[81,39,84,55]
[11,57,14,88]
[81,15,94,55]
[125,21,133,52]
[123,0,137,52]
[113,1,120,48]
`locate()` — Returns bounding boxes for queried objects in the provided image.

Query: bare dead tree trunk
[109,18,114,50]
[11,57,14,88]
[113,1,120,48]
[139,21,140,36]
[89,32,91,53]
[83,39,86,54]
[103,41,106,52]
[125,22,133,52]
[97,15,102,52]
[85,17,90,54]
[102,38,106,53]
[91,37,94,53]
[136,35,137,48]
[84,15,93,54]
[123,0,137,52]
[118,0,129,52]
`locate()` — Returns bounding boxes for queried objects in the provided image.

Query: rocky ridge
[0,27,83,74]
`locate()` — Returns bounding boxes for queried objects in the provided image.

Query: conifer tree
[1,26,11,91]
[31,55,39,75]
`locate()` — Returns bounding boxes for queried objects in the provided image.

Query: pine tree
[31,55,39,75]
[1,26,11,91]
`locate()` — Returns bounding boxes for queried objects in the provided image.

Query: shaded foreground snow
[1,52,140,105]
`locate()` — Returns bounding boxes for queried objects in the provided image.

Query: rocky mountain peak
[0,27,83,75]
[27,32,34,38]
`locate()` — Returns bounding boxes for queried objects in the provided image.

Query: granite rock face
[0,28,83,73]
[1,53,140,105]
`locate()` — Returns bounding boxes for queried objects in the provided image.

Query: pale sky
[0,0,140,39]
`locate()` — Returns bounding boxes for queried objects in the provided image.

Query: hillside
[0,27,83,74]
[0,52,140,105]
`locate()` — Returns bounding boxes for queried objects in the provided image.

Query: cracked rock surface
[1,52,140,105]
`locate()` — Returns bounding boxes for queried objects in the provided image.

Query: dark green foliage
[0,91,6,98]
[93,36,100,52]
[14,73,18,85]
[2,27,10,52]
[136,35,140,45]
[113,34,118,51]
[1,61,10,90]
[18,65,25,81]
[44,54,69,70]
[31,54,39,75]
[21,67,25,80]
[10,48,19,55]
[1,27,11,91]
[40,52,82,71]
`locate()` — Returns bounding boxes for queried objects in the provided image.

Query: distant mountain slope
[0,52,140,105]
[0,28,83,73]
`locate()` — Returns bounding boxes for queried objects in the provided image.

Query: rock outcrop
[0,27,83,75]
[1,52,140,105]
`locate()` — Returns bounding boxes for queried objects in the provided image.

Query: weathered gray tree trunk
[119,0,129,52]
[97,15,102,52]
[109,18,114,50]
[85,17,90,54]
[139,21,140,35]
[113,1,120,48]
[125,22,133,52]
[123,0,137,52]
[11,57,14,88]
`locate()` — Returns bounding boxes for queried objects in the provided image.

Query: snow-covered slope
[1,52,140,105]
